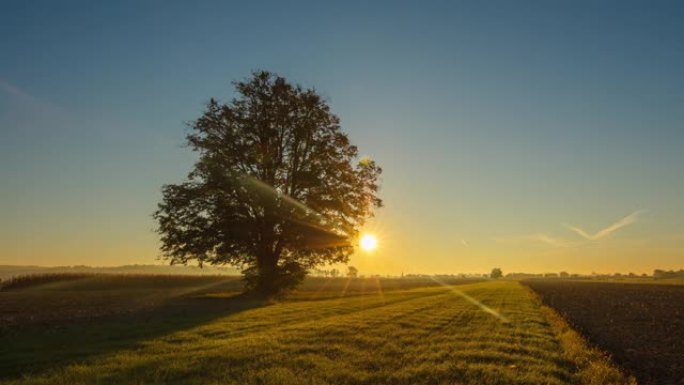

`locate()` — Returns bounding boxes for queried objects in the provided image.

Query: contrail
[430,277,509,323]
[493,233,572,247]
[0,78,65,116]
[564,210,646,241]
[0,78,32,100]
[529,233,571,247]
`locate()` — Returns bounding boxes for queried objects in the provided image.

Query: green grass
[0,278,630,384]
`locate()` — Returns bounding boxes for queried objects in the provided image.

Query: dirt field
[523,280,684,385]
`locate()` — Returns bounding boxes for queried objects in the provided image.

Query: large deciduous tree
[154,71,382,295]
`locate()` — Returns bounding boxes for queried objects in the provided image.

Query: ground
[1,276,630,385]
[524,279,684,385]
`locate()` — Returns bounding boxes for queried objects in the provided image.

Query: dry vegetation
[1,274,633,384]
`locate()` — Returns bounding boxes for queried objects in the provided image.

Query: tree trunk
[255,252,279,295]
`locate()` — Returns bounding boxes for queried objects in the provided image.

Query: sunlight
[430,277,510,323]
[374,276,386,304]
[359,234,378,252]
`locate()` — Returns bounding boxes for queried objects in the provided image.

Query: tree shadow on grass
[0,292,269,380]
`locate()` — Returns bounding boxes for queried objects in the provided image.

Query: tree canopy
[154,71,382,295]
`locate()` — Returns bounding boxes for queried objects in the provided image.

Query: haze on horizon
[2,1,683,275]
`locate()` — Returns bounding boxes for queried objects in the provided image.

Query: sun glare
[359,234,378,252]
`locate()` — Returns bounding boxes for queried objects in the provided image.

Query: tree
[347,266,358,278]
[490,268,503,279]
[154,71,382,295]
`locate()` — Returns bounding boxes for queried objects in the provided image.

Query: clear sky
[2,1,683,274]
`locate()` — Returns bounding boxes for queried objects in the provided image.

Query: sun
[359,234,378,252]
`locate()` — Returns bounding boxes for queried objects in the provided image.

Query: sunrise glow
[359,234,378,252]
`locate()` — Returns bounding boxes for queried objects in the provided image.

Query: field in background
[524,279,684,385]
[0,265,240,282]
[1,275,631,384]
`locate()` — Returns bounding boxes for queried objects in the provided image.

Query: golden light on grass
[359,234,378,252]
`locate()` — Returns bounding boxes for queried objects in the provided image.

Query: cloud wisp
[493,233,573,247]
[494,210,647,248]
[563,210,646,241]
[0,78,65,116]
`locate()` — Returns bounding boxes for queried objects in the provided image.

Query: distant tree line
[302,268,684,280]
[653,269,684,279]
[505,272,654,279]
[310,267,358,278]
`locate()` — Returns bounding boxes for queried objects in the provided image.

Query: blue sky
[2,1,683,273]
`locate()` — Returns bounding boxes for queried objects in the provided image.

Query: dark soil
[523,280,684,385]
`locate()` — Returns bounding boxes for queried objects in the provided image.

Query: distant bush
[490,268,503,279]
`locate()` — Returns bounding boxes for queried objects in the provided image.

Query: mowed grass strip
[2,281,626,385]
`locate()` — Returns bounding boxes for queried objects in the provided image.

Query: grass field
[1,276,631,384]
